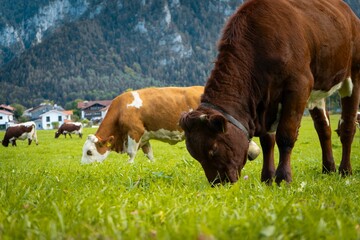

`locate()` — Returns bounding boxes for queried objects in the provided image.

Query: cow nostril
[87,150,92,156]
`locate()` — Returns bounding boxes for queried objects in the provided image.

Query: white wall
[40,111,69,130]
[0,112,13,125]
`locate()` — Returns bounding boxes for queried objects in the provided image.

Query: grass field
[1,115,360,239]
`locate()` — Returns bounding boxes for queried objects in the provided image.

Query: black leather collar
[201,102,250,140]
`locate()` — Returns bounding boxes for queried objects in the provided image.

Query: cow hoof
[261,177,273,186]
[322,166,336,174]
[339,167,352,177]
[275,170,292,185]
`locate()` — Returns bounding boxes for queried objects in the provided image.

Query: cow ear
[107,136,115,148]
[209,114,227,133]
[179,112,192,131]
[100,136,114,148]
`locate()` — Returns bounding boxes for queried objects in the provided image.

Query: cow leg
[34,131,38,145]
[275,78,311,184]
[141,142,154,161]
[12,140,16,146]
[28,138,32,145]
[127,135,141,163]
[309,104,336,173]
[338,76,360,176]
[260,133,276,185]
[69,133,72,138]
[79,133,83,138]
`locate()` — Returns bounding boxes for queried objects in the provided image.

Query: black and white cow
[55,122,83,138]
[1,121,38,147]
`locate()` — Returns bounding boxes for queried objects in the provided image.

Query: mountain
[0,0,359,107]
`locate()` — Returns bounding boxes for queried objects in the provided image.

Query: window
[58,115,62,122]
[46,116,50,122]
[0,116,3,120]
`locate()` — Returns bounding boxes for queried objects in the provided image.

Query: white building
[0,110,14,129]
[37,110,72,130]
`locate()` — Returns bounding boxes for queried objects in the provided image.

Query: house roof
[77,100,112,109]
[63,110,73,115]
[0,110,13,115]
[39,110,73,117]
[0,104,15,112]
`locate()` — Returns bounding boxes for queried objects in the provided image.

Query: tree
[11,103,25,121]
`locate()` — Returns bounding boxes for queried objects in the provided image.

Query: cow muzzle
[81,137,110,164]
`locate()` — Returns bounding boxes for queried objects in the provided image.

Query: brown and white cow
[1,121,38,147]
[180,0,360,185]
[81,86,262,164]
[55,122,83,138]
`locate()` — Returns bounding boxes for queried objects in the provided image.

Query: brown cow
[55,122,83,138]
[180,0,360,185]
[81,86,262,164]
[1,121,38,147]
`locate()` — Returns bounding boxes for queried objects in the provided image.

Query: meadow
[0,115,360,239]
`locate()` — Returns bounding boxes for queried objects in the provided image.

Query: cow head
[81,134,114,164]
[55,131,61,138]
[180,109,259,185]
[1,139,9,147]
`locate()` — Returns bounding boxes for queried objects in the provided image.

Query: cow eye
[87,150,92,156]
[209,150,214,158]
[208,143,218,158]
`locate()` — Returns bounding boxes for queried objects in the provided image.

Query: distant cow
[335,112,360,136]
[81,86,262,164]
[1,121,38,147]
[180,0,360,185]
[55,122,83,138]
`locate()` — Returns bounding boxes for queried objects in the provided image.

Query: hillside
[0,0,359,107]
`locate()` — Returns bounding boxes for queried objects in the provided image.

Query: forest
[0,0,358,111]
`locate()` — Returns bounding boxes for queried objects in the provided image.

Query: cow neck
[201,102,250,141]
[201,39,259,138]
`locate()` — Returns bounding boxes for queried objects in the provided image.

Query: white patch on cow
[142,129,184,144]
[306,79,353,127]
[123,130,183,163]
[81,135,110,164]
[307,80,351,110]
[269,104,282,133]
[20,121,36,127]
[127,91,143,109]
[17,132,29,140]
[339,118,344,127]
[72,122,83,127]
[338,77,353,98]
[307,98,330,126]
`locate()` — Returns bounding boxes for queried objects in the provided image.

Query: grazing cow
[335,112,360,136]
[180,0,360,185]
[1,121,38,147]
[55,122,83,138]
[81,86,262,164]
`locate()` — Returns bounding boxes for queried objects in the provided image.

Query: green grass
[1,115,360,239]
